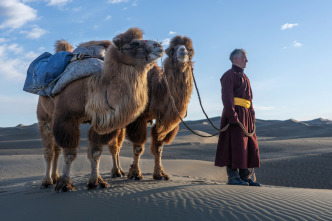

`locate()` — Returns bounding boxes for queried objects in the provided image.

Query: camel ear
[113,38,123,49]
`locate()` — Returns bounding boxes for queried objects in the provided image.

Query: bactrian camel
[37,28,163,192]
[108,35,195,180]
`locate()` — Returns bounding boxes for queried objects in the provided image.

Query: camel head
[165,35,194,65]
[112,27,164,65]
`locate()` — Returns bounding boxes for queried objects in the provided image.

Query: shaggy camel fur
[37,28,163,192]
[55,39,74,53]
[109,36,195,180]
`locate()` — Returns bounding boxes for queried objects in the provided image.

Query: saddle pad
[51,58,103,96]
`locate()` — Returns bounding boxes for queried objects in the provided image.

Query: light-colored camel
[37,28,163,192]
[110,35,195,180]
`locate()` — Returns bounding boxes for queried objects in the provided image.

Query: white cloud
[162,38,170,46]
[22,0,39,2]
[7,43,24,54]
[0,43,38,81]
[0,38,10,43]
[169,31,176,35]
[0,0,37,29]
[108,0,129,4]
[24,51,39,59]
[105,15,112,20]
[0,57,26,80]
[47,0,71,6]
[292,40,302,48]
[72,7,82,13]
[281,23,299,30]
[20,25,47,39]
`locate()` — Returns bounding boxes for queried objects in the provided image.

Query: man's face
[234,52,248,69]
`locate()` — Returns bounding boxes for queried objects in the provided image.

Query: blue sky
[0,0,332,127]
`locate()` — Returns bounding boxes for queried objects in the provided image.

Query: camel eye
[130,42,140,48]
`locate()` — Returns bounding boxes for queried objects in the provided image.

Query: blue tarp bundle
[23,51,73,96]
[51,46,106,96]
[23,45,106,97]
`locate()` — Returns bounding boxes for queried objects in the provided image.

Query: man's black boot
[241,178,261,186]
[227,178,249,186]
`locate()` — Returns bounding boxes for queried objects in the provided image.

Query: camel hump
[54,39,74,53]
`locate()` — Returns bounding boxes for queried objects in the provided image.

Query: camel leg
[87,141,109,189]
[52,116,80,193]
[39,121,55,188]
[126,118,148,180]
[87,128,120,189]
[55,147,77,192]
[150,125,171,180]
[108,129,125,178]
[127,144,145,180]
[51,144,62,184]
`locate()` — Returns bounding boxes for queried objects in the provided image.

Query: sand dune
[1,155,332,220]
[0,118,332,220]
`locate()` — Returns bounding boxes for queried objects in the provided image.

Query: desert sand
[0,117,332,220]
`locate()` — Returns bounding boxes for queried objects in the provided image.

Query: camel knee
[151,145,163,156]
[43,147,54,161]
[54,145,62,152]
[63,148,77,162]
[134,145,144,156]
[88,141,103,161]
[157,146,163,154]
[109,145,120,155]
[89,150,102,161]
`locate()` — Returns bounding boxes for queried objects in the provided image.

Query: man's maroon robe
[215,65,260,169]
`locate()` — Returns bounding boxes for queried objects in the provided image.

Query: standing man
[215,49,261,186]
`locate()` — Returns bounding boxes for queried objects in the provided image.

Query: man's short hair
[229,49,247,63]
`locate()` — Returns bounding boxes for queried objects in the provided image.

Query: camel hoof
[111,168,125,178]
[111,173,122,178]
[41,178,53,189]
[52,174,60,184]
[55,176,75,192]
[120,169,125,176]
[127,165,143,180]
[87,177,110,190]
[131,175,143,180]
[153,173,170,180]
[127,173,144,180]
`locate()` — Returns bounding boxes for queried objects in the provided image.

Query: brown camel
[37,28,163,192]
[109,35,195,180]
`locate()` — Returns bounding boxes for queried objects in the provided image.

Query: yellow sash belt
[234,97,251,108]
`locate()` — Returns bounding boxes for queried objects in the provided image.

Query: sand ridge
[1,118,332,220]
[1,155,332,220]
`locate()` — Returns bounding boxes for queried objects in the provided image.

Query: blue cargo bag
[23,51,73,96]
